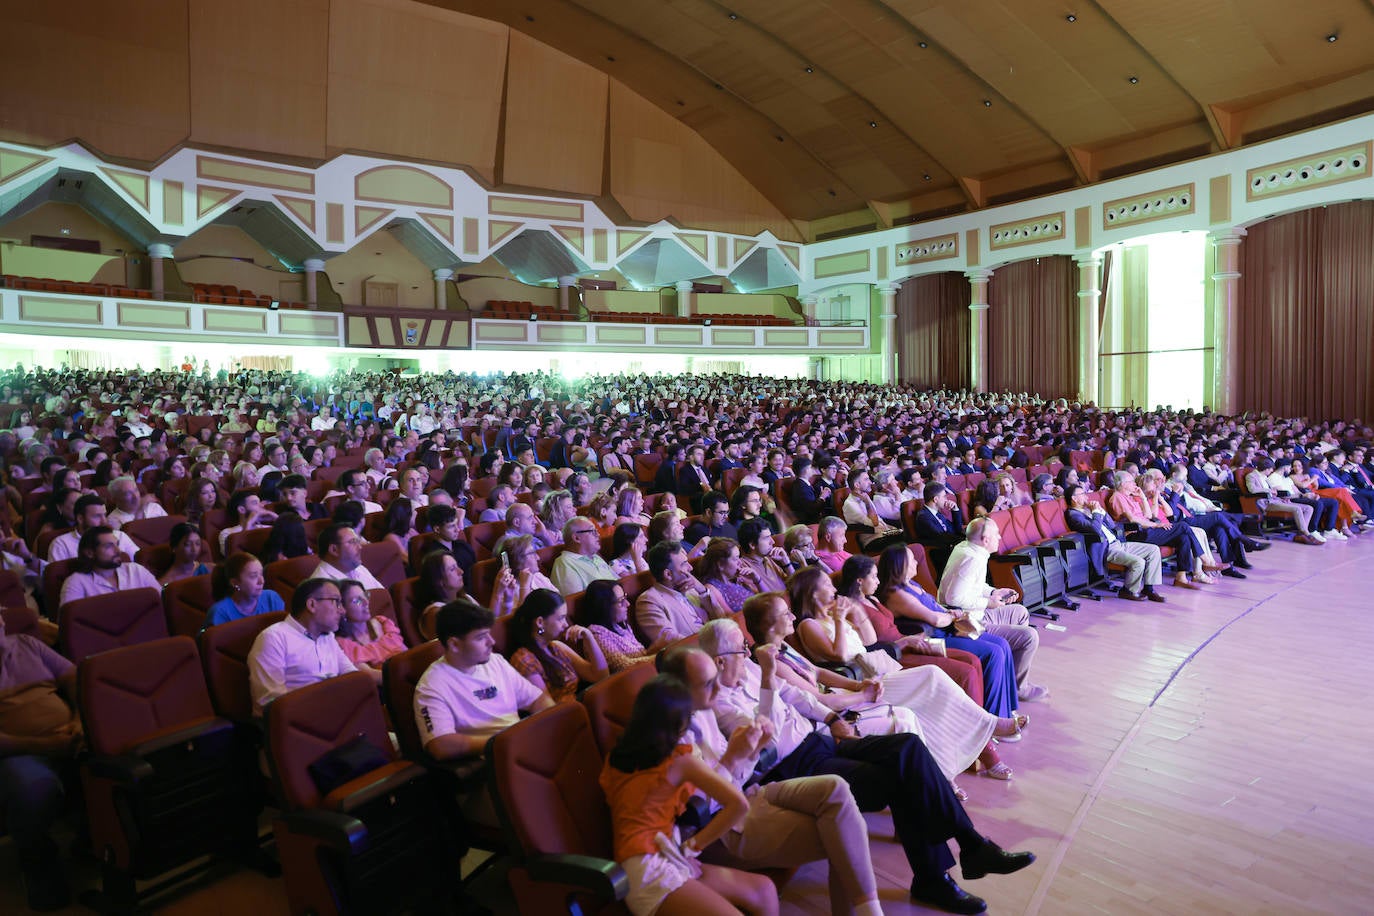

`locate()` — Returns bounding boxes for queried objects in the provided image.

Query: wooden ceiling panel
[419,0,1374,230]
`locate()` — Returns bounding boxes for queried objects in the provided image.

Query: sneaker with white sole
[1309,531,1327,543]
[1325,530,1348,541]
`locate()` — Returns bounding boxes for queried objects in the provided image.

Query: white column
[558,274,578,313]
[433,268,454,309]
[1074,254,1102,405]
[966,268,993,392]
[877,282,899,385]
[148,242,174,299]
[675,280,695,318]
[1210,229,1245,414]
[303,258,325,310]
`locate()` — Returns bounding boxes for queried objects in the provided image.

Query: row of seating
[1,274,153,299]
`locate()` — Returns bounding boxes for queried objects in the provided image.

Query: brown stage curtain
[987,256,1077,399]
[1239,201,1374,421]
[895,273,969,389]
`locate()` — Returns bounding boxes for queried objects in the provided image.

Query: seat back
[44,558,79,605]
[465,521,506,560]
[263,555,317,603]
[0,569,26,608]
[199,611,286,723]
[360,541,408,589]
[60,588,168,661]
[1032,499,1071,539]
[390,577,424,646]
[579,662,656,758]
[78,636,215,756]
[488,702,614,861]
[905,543,941,596]
[265,671,395,811]
[223,526,271,558]
[121,514,187,552]
[1007,505,1042,547]
[382,640,444,761]
[1,605,43,638]
[162,573,215,637]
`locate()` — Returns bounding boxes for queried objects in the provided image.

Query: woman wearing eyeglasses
[578,579,676,673]
[335,579,405,668]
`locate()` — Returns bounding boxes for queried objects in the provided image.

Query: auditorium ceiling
[432,0,1374,237]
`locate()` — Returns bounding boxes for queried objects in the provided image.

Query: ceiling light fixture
[1326,33,1339,42]
[1066,14,1077,22]
[923,174,932,181]
[728,12,738,20]
[918,41,928,49]
[983,99,992,107]
[828,189,837,197]
[1128,75,1139,84]
[606,55,616,62]
[525,15,534,22]
[868,120,878,128]
[804,66,814,73]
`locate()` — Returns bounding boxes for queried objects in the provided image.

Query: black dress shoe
[1117,587,1147,601]
[1145,590,1167,603]
[911,873,987,914]
[1233,558,1253,570]
[961,840,1037,880]
[1221,568,1247,579]
[1245,540,1271,551]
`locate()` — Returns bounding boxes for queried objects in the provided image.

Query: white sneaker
[1325,530,1347,541]
[1309,531,1327,543]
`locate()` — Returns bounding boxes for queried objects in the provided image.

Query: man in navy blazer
[1063,484,1165,602]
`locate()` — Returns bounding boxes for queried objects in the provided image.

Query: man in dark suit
[675,444,713,513]
[790,458,825,524]
[652,442,685,495]
[911,482,965,575]
[1063,484,1164,602]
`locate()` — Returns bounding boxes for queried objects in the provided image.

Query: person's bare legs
[658,875,757,916]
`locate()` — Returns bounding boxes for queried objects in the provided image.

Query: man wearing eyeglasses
[684,491,738,545]
[549,518,616,596]
[247,578,379,714]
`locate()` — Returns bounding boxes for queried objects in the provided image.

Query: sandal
[951,781,969,801]
[993,714,1030,738]
[980,762,1014,781]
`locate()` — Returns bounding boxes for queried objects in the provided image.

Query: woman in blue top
[159,523,212,587]
[204,552,285,628]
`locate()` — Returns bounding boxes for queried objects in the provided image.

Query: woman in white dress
[785,565,1025,782]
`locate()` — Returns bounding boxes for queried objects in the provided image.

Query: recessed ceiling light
[1128,76,1139,84]
[774,135,784,142]
[1066,14,1077,23]
[868,120,878,128]
[828,189,837,197]
[676,99,686,106]
[525,14,534,22]
[983,99,992,107]
[713,82,723,90]
[918,41,928,49]
[728,12,738,20]
[606,55,616,62]
[1326,33,1339,42]
[923,174,932,181]
[804,66,814,73]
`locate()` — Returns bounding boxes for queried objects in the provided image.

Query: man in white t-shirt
[413,600,553,823]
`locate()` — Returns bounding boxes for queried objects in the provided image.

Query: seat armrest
[126,717,235,758]
[323,760,426,813]
[991,551,1033,567]
[86,753,155,786]
[526,853,629,901]
[279,809,369,854]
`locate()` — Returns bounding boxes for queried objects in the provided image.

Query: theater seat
[487,702,629,915]
[78,636,261,909]
[200,611,286,725]
[266,672,464,916]
[60,587,167,661]
[579,661,655,757]
[163,573,216,637]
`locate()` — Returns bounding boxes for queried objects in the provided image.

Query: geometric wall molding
[1103,183,1194,231]
[894,233,959,266]
[1245,141,1371,202]
[989,212,1065,250]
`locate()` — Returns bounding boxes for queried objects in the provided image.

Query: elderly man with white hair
[936,517,1048,703]
[105,476,167,530]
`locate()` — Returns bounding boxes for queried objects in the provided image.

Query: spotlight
[1326,33,1338,42]
[1128,76,1139,84]
[1066,14,1077,23]
[983,99,992,107]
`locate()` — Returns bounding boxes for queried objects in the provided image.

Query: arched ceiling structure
[429,0,1374,239]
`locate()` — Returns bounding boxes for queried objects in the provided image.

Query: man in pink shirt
[57,527,160,607]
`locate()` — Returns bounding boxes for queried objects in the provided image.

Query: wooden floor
[4,533,1372,915]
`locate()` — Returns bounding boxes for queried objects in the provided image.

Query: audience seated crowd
[3,361,1373,913]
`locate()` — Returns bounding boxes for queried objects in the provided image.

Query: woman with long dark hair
[506,588,607,702]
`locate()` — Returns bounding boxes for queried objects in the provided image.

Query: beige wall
[322,229,435,308]
[0,202,140,256]
[583,289,665,314]
[0,0,795,240]
[174,226,297,299]
[695,292,791,318]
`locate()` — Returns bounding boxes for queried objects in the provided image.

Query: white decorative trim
[1246,142,1371,201]
[894,233,958,266]
[1102,184,1194,231]
[989,213,1065,250]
